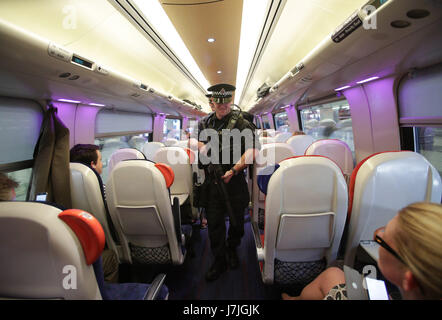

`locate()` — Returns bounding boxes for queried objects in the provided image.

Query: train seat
[0,202,168,299]
[305,139,354,183]
[105,160,187,265]
[175,139,190,148]
[70,162,120,261]
[254,156,348,285]
[258,136,276,145]
[163,138,178,147]
[286,135,314,156]
[108,148,146,174]
[343,151,442,266]
[274,132,292,143]
[143,142,165,162]
[252,143,295,227]
[153,147,195,210]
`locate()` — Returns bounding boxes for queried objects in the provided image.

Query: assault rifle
[205,163,236,225]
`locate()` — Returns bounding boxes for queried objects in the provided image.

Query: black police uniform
[198,107,258,280]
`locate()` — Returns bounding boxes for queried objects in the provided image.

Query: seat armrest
[251,221,264,261]
[144,273,167,300]
[172,196,184,245]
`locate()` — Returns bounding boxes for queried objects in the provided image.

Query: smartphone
[35,192,48,202]
[365,277,389,300]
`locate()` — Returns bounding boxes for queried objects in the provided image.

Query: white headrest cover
[0,202,101,299]
[143,142,165,161]
[286,135,314,156]
[108,148,145,173]
[153,147,192,195]
[259,137,276,145]
[163,138,178,147]
[256,143,294,168]
[305,139,353,176]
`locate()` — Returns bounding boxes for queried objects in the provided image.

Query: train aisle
[119,215,284,300]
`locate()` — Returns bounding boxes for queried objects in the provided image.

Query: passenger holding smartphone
[282,202,442,300]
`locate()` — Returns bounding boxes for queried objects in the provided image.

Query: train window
[398,64,442,178]
[261,116,271,129]
[0,98,43,165]
[95,110,153,137]
[0,98,43,200]
[163,118,181,140]
[254,116,262,129]
[300,99,355,157]
[274,111,289,132]
[398,63,442,120]
[186,120,198,136]
[414,127,442,178]
[94,133,150,183]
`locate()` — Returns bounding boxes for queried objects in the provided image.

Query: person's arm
[187,138,205,150]
[221,148,259,183]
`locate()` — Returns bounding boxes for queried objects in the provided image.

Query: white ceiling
[2,0,436,116]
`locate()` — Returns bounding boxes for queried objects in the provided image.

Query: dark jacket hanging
[28,105,72,209]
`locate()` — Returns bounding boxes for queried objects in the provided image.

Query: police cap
[207,83,236,104]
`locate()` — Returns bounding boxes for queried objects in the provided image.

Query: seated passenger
[70,144,119,283]
[282,202,442,300]
[70,144,104,175]
[0,172,18,201]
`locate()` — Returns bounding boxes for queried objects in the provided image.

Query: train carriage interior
[0,0,441,303]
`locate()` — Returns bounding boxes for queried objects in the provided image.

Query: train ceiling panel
[0,0,209,115]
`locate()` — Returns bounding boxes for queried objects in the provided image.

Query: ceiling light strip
[110,0,209,93]
[236,0,287,106]
[131,0,209,89]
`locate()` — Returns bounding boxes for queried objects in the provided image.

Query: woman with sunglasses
[282,202,442,300]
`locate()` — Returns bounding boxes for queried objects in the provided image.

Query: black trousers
[205,175,249,262]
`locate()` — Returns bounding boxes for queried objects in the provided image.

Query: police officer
[197,83,259,281]
[207,93,215,113]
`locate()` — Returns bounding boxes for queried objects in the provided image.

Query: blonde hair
[0,172,18,201]
[292,131,305,136]
[395,202,442,299]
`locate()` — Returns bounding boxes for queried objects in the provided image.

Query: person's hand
[199,143,209,156]
[221,170,234,184]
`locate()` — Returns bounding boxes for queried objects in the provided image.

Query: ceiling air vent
[131,93,141,98]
